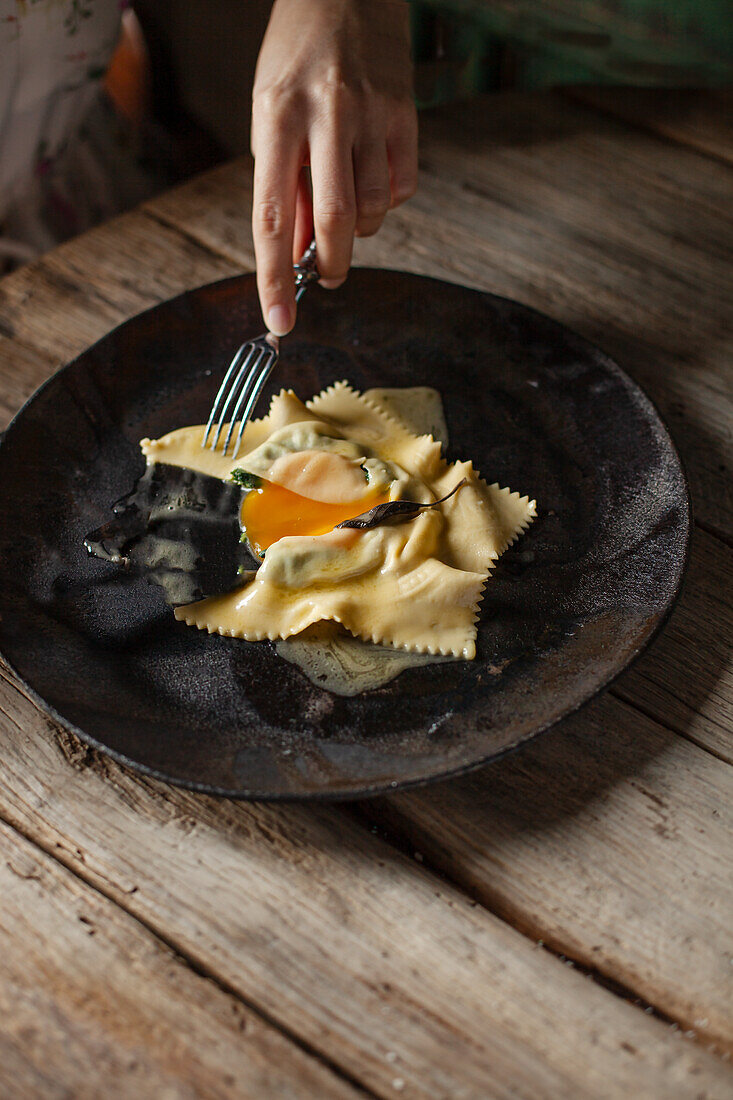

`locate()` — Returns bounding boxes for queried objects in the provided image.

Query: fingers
[292,166,314,264]
[354,137,391,238]
[252,91,417,322]
[251,115,302,335]
[387,102,419,208]
[309,110,357,289]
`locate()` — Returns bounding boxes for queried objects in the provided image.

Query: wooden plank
[367,689,733,1056]
[0,211,238,363]
[613,528,733,763]
[0,335,59,431]
[0,668,730,1098]
[144,158,256,269]
[0,821,360,1100]
[144,93,733,540]
[0,93,729,1093]
[566,87,733,167]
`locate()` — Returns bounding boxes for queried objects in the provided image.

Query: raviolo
[139,382,536,691]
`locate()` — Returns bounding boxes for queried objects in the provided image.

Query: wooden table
[0,88,731,1099]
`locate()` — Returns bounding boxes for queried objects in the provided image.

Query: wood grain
[144,93,733,539]
[0,667,730,1098]
[0,89,731,1097]
[0,211,238,363]
[144,159,256,269]
[613,528,733,763]
[0,821,360,1100]
[367,689,733,1053]
[566,87,733,167]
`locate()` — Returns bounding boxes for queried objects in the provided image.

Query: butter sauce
[275,621,455,696]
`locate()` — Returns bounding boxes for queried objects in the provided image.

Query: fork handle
[294,238,319,302]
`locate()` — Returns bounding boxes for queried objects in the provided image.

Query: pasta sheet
[141,383,536,659]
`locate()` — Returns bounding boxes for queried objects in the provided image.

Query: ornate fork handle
[294,238,319,302]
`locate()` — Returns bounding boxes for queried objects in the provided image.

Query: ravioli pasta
[140,383,536,660]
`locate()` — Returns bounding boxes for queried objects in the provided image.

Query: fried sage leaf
[336,479,467,531]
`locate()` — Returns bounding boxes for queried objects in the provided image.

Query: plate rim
[0,269,692,800]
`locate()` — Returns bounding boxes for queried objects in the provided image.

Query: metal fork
[202,238,319,460]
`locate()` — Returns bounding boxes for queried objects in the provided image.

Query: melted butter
[275,622,453,696]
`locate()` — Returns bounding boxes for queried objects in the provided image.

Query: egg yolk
[241,481,390,557]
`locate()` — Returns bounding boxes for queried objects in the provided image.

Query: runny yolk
[241,481,390,557]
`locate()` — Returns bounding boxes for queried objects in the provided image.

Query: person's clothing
[0,0,154,268]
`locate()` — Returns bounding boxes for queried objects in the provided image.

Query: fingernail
[267,304,293,335]
[319,278,345,290]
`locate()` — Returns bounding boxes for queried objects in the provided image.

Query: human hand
[251,0,417,335]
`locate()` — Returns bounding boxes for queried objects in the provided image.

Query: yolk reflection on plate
[241,481,389,556]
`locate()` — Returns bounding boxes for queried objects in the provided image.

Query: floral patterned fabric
[0,0,153,266]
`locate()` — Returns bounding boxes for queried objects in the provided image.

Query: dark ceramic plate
[0,271,689,800]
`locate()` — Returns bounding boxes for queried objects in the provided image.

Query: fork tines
[202,335,279,460]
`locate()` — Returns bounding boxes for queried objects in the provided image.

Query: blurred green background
[409,0,733,106]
